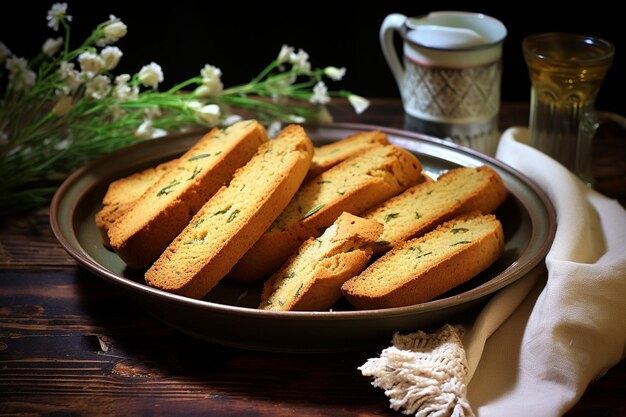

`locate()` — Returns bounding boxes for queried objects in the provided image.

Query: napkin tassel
[359,324,474,417]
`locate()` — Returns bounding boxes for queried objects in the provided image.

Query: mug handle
[379,13,408,96]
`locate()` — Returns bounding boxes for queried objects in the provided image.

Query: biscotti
[107,120,268,269]
[227,144,423,282]
[259,212,383,311]
[364,165,507,254]
[341,212,504,309]
[305,130,389,181]
[144,124,314,299]
[96,159,176,247]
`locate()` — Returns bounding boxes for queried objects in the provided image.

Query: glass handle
[596,111,626,131]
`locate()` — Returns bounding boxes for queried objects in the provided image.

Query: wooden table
[1,100,625,416]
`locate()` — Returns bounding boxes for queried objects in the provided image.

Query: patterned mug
[380,11,507,155]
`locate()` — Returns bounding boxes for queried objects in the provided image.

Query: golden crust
[259,212,383,311]
[227,144,423,282]
[341,212,504,309]
[364,165,507,254]
[107,120,268,269]
[144,124,314,299]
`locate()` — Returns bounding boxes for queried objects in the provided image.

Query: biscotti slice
[228,144,423,282]
[259,212,383,311]
[305,130,389,181]
[364,165,507,254]
[144,124,314,299]
[108,119,268,269]
[96,159,176,247]
[341,212,504,309]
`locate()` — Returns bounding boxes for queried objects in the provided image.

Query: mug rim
[403,10,508,51]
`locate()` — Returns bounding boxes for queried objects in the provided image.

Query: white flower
[5,56,36,91]
[143,106,162,120]
[42,37,63,57]
[309,81,330,105]
[135,119,167,139]
[288,114,306,123]
[113,74,138,100]
[277,45,294,64]
[100,46,123,70]
[85,74,111,99]
[0,42,10,66]
[78,52,104,74]
[57,61,81,95]
[187,101,221,126]
[138,62,163,89]
[196,64,223,97]
[96,15,128,47]
[267,121,282,139]
[324,66,346,81]
[47,3,72,32]
[222,114,243,126]
[348,94,370,115]
[289,48,311,73]
[54,138,72,151]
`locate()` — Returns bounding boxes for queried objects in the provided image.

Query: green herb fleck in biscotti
[408,245,432,259]
[156,179,181,196]
[337,190,346,195]
[193,218,205,228]
[450,228,469,234]
[317,180,332,184]
[451,240,471,246]
[294,283,304,297]
[376,240,390,246]
[426,190,434,195]
[186,237,207,244]
[227,209,240,223]
[303,204,325,219]
[188,153,211,161]
[384,212,399,223]
[188,165,202,180]
[213,205,232,216]
[284,271,295,280]
[415,211,422,219]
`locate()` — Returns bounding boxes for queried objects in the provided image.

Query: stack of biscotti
[363,165,507,254]
[107,120,268,269]
[341,211,504,309]
[305,130,389,180]
[226,143,424,282]
[259,212,383,311]
[144,124,314,299]
[96,159,176,247]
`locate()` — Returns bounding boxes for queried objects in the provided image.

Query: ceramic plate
[50,123,556,353]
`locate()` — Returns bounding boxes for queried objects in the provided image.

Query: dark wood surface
[1,99,625,416]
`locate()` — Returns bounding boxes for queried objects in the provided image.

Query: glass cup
[523,32,625,186]
[380,11,507,156]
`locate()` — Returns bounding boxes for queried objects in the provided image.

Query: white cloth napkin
[359,127,626,417]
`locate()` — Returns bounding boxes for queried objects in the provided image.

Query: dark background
[2,1,625,116]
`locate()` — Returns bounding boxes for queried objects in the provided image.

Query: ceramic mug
[380,11,507,155]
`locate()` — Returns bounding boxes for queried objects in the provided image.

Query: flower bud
[138,62,163,89]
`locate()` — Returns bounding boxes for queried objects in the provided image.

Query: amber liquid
[523,34,614,186]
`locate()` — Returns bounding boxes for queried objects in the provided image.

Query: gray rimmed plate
[50,123,556,353]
